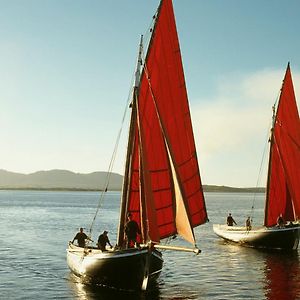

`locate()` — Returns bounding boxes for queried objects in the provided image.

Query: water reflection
[67,272,200,300]
[68,274,162,300]
[263,252,300,300]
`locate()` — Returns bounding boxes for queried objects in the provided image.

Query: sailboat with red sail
[67,0,208,290]
[213,63,300,250]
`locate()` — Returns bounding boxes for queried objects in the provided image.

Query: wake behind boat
[67,0,208,291]
[213,63,300,251]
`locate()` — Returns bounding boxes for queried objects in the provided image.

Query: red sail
[124,0,207,244]
[264,64,300,226]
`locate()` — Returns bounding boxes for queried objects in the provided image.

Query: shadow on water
[67,272,199,300]
[67,274,162,300]
[263,251,300,300]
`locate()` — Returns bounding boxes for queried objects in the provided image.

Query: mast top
[134,35,144,89]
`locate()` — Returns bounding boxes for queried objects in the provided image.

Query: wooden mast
[264,63,289,226]
[264,103,276,226]
[117,36,143,247]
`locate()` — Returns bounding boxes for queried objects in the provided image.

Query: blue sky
[0,0,300,187]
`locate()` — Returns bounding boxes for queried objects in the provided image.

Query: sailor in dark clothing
[245,216,252,230]
[125,213,141,248]
[277,214,285,228]
[97,230,112,251]
[72,227,91,247]
[227,213,237,226]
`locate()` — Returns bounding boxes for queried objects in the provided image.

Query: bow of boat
[66,243,163,290]
[213,224,300,250]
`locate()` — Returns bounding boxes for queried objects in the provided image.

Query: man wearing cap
[97,230,112,251]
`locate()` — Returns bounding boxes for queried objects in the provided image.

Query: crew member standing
[125,213,141,248]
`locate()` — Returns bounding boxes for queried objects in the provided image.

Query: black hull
[213,224,300,250]
[67,244,163,290]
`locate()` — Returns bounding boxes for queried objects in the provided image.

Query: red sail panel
[126,0,207,241]
[125,108,161,243]
[265,65,300,226]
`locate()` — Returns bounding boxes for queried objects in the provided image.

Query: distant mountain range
[202,185,265,193]
[0,169,265,193]
[0,169,123,191]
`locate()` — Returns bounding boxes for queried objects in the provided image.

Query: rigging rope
[88,77,135,238]
[249,90,281,223]
[249,127,269,221]
[88,11,157,240]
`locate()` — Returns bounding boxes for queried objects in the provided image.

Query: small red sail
[264,64,300,226]
[121,0,207,245]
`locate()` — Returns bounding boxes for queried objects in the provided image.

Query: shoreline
[0,186,265,193]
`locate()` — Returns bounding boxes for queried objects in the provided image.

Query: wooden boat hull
[213,224,300,250]
[67,243,163,290]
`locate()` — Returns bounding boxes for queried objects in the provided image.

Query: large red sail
[264,64,300,226]
[121,0,207,244]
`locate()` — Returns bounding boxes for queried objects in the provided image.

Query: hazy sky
[1,0,300,187]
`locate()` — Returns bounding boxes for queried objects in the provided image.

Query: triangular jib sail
[117,0,208,247]
[264,63,300,227]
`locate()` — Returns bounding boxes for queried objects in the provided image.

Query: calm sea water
[2,190,300,299]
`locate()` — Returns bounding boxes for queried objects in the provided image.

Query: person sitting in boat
[97,230,112,251]
[227,213,237,226]
[277,214,285,228]
[72,227,92,248]
[245,216,252,231]
[125,213,141,248]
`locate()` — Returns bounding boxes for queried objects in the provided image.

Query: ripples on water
[1,190,300,299]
